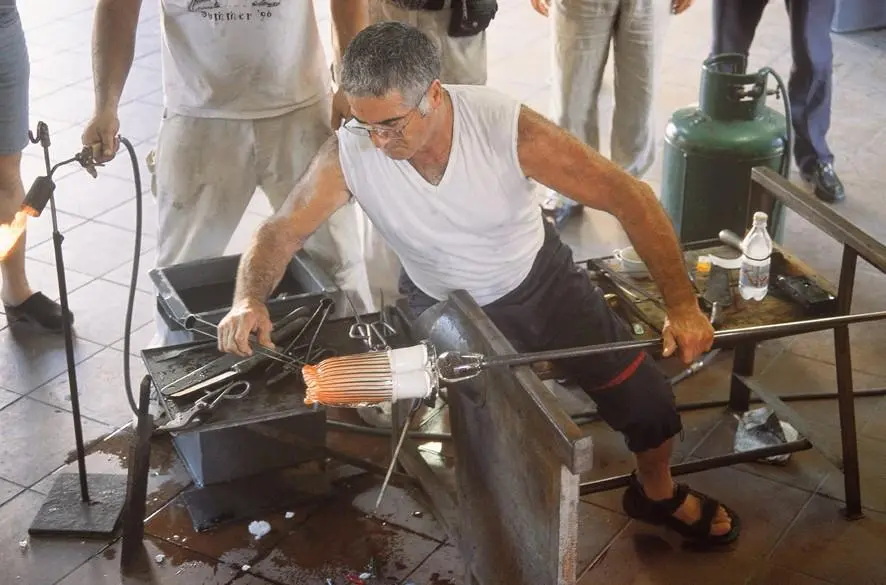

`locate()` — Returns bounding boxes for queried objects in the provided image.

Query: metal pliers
[155,380,251,433]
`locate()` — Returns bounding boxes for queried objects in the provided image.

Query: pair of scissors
[156,380,251,433]
[347,292,397,350]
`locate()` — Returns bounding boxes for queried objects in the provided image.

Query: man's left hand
[661,303,714,364]
[331,86,351,130]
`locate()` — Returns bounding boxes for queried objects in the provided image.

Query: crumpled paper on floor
[733,406,800,465]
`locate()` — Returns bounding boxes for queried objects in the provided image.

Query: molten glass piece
[303,345,435,407]
[0,211,28,261]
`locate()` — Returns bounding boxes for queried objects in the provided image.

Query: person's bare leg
[0,151,32,306]
[634,437,732,536]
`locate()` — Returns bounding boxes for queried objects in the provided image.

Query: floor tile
[0,326,103,394]
[145,493,313,568]
[403,543,461,585]
[110,321,158,357]
[94,193,159,239]
[576,501,630,573]
[28,346,147,428]
[785,323,886,378]
[247,498,439,584]
[22,209,89,251]
[747,564,836,585]
[0,490,108,585]
[61,278,156,347]
[11,257,93,302]
[768,494,886,585]
[351,483,448,543]
[55,534,241,585]
[29,50,93,88]
[816,433,886,515]
[33,427,192,517]
[0,388,21,410]
[0,477,24,508]
[0,397,112,486]
[28,220,153,279]
[29,88,97,145]
[51,170,140,220]
[100,249,158,295]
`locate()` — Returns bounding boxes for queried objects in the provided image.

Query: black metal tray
[140,310,415,434]
[150,251,337,331]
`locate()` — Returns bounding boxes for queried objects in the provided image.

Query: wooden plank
[414,292,588,585]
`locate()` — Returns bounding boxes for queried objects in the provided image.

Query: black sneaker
[801,161,845,203]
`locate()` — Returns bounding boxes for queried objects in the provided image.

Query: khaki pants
[148,99,385,346]
[548,0,671,207]
[368,0,488,85]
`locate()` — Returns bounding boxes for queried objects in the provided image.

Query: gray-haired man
[216,21,741,547]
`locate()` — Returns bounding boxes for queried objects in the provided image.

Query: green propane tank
[661,54,792,244]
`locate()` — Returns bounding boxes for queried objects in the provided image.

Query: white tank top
[159,0,329,119]
[338,85,545,306]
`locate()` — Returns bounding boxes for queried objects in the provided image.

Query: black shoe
[4,291,74,333]
[801,161,845,203]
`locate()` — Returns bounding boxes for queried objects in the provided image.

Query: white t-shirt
[159,0,330,119]
[338,85,545,307]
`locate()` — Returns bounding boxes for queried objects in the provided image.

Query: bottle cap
[753,211,768,223]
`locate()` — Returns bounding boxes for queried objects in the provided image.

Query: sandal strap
[656,482,691,515]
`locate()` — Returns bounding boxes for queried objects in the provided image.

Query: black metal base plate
[182,465,332,532]
[28,473,128,539]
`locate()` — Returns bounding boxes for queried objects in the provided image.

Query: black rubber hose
[119,136,143,417]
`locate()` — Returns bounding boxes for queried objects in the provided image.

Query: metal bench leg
[835,246,863,519]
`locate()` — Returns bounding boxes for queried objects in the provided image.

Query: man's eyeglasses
[342,107,421,139]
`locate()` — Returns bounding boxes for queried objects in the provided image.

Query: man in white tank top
[217,22,741,547]
[79,0,382,346]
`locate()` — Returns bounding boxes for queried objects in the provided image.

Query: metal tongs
[156,380,251,433]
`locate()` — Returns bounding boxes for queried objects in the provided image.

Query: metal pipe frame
[579,167,886,520]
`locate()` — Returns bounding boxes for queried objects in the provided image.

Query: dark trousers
[711,0,836,174]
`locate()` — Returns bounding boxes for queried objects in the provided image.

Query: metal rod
[579,439,813,494]
[31,122,90,503]
[481,309,886,370]
[184,314,300,367]
[834,245,863,519]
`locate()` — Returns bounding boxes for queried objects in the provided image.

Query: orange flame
[0,211,28,261]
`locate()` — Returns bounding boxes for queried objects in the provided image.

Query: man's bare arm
[92,0,143,113]
[517,106,697,314]
[330,0,369,61]
[233,135,352,305]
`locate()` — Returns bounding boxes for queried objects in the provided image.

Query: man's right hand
[81,109,121,163]
[217,298,274,357]
[530,0,551,16]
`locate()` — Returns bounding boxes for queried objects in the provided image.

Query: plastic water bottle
[738,211,773,301]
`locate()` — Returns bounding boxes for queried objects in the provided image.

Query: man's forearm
[617,182,698,313]
[234,219,303,305]
[92,0,142,112]
[330,0,368,62]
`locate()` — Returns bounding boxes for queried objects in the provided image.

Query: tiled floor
[2,1,886,584]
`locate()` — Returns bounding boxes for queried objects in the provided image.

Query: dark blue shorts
[0,8,29,156]
[400,219,683,453]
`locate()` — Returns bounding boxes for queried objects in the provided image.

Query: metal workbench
[386,167,886,585]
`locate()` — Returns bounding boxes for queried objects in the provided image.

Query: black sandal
[4,292,74,333]
[622,471,741,546]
